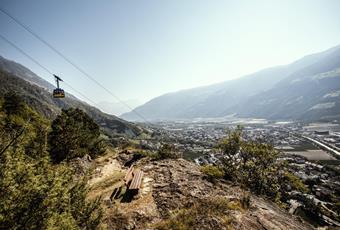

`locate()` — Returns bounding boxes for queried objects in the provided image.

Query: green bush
[0,148,102,229]
[153,143,180,160]
[217,127,300,201]
[201,165,224,182]
[283,172,308,193]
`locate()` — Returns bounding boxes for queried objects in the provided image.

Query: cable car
[53,74,65,98]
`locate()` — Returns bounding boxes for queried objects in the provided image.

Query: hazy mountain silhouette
[121,44,340,121]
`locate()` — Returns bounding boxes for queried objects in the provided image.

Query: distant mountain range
[0,56,143,137]
[97,99,142,116]
[122,44,340,122]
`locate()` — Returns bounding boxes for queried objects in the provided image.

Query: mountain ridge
[121,44,340,121]
[0,56,143,137]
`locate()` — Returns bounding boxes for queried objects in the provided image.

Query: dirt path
[88,158,123,186]
[87,156,126,199]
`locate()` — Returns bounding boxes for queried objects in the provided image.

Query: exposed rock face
[140,159,313,230]
[102,157,312,229]
[70,154,93,176]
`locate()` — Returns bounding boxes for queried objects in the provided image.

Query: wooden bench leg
[110,187,119,200]
[114,186,122,200]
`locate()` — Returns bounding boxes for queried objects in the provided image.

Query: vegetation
[49,108,106,163]
[0,94,102,229]
[201,165,224,182]
[152,143,180,160]
[155,197,239,230]
[217,126,307,202]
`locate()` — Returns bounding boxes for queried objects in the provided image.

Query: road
[302,136,340,158]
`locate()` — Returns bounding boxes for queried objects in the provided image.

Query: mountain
[0,56,143,137]
[237,47,340,121]
[97,99,142,116]
[121,44,340,121]
[0,55,55,91]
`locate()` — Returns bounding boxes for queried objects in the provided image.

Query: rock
[70,154,93,175]
[142,159,312,230]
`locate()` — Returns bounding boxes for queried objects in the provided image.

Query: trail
[88,158,123,186]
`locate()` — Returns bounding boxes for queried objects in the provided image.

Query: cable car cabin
[53,88,65,98]
[53,75,65,98]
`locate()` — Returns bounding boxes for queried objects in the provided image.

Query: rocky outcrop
[101,157,313,229]
[141,159,313,230]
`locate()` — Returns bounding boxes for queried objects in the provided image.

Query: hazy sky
[1,0,340,111]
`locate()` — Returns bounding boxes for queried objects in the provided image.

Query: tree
[1,94,49,159]
[0,101,102,229]
[49,108,105,163]
[3,92,25,115]
[217,127,299,201]
[217,126,243,179]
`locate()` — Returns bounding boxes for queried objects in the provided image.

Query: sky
[1,0,340,114]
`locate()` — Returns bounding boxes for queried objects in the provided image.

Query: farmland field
[286,150,337,161]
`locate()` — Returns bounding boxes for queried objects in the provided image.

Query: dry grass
[88,171,125,199]
[87,149,126,199]
[154,197,241,230]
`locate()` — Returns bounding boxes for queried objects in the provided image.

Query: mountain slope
[0,55,55,90]
[122,44,340,121]
[237,46,340,121]
[0,56,142,137]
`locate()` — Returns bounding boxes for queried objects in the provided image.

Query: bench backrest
[124,165,134,185]
[129,169,144,190]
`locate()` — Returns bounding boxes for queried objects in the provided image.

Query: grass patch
[155,197,240,230]
[88,171,125,199]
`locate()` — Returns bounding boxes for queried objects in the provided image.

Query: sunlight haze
[1,0,340,112]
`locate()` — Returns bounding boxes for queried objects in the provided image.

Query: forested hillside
[0,93,103,229]
[0,68,142,137]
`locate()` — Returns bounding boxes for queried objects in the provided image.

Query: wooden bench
[124,165,144,191]
[110,165,144,202]
[129,169,144,190]
[124,165,134,185]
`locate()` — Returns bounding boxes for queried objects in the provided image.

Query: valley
[1,1,340,229]
[139,120,340,227]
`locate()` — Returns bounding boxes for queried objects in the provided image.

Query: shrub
[201,165,224,182]
[283,172,308,193]
[217,128,297,201]
[153,143,180,160]
[0,145,102,229]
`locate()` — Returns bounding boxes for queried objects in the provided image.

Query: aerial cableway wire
[0,7,150,124]
[0,34,177,148]
[0,33,98,107]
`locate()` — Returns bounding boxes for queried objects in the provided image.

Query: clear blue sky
[1,0,340,111]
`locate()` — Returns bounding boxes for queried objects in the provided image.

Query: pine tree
[48,108,105,163]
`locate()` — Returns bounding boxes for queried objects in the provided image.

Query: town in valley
[138,118,340,226]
